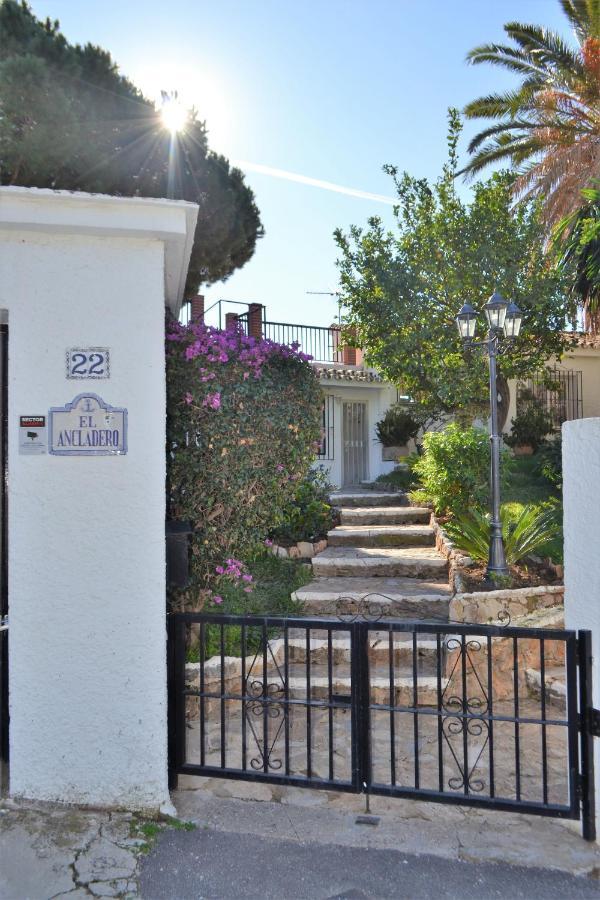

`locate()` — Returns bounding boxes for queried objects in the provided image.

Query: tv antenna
[306,290,342,323]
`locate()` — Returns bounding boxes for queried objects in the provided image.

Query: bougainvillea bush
[166,318,323,611]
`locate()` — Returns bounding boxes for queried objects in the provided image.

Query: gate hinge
[582,708,600,737]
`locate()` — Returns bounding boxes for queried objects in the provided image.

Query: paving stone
[89,879,130,897]
[75,836,137,885]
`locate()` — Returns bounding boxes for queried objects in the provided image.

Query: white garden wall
[0,187,197,809]
[563,416,600,837]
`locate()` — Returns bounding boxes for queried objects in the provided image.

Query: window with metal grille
[518,367,583,428]
[318,395,335,460]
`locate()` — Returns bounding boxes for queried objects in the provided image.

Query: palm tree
[462,0,600,226]
[554,184,600,329]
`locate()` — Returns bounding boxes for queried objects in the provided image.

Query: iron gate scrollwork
[168,612,596,840]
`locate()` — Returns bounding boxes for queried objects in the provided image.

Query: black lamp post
[456,292,523,578]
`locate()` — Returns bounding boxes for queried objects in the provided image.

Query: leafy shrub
[270,467,336,544]
[166,319,322,610]
[375,406,421,447]
[504,398,554,451]
[444,503,561,565]
[536,437,562,488]
[411,424,510,515]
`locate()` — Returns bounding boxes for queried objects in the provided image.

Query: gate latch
[590,709,600,737]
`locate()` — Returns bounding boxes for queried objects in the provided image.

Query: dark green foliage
[537,437,563,488]
[335,111,573,422]
[270,467,336,544]
[0,1,263,291]
[504,396,554,451]
[411,424,511,515]
[554,185,600,327]
[166,321,322,611]
[375,406,421,447]
[375,465,415,491]
[444,504,562,566]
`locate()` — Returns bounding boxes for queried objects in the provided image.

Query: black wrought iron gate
[168,612,597,840]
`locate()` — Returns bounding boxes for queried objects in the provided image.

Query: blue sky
[32,0,568,326]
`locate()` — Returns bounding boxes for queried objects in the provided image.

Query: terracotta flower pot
[382,444,410,461]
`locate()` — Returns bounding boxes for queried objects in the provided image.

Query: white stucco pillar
[563,417,600,837]
[0,187,197,809]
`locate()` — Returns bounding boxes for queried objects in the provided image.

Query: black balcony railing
[261,322,343,363]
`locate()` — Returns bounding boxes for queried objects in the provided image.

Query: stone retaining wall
[450,585,565,625]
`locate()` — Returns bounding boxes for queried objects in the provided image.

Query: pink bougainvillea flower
[184,392,193,405]
[243,586,253,594]
[276,464,285,472]
[215,565,225,575]
[264,538,274,547]
[202,392,221,410]
[212,595,223,605]
[242,574,253,582]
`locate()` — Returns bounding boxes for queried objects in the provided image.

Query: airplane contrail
[233,160,397,206]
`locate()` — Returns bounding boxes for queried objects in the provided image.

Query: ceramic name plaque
[49,393,127,456]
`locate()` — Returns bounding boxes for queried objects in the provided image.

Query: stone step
[330,491,408,508]
[340,506,430,526]
[327,524,434,549]
[294,577,451,620]
[245,669,443,706]
[524,667,566,708]
[267,635,439,667]
[312,546,449,580]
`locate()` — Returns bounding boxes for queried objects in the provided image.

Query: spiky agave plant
[462,0,600,227]
[445,504,561,566]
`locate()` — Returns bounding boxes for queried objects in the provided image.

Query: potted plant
[504,400,553,456]
[375,406,421,460]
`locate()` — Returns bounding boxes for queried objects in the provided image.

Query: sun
[161,95,188,134]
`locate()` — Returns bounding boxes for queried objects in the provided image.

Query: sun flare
[161,95,188,134]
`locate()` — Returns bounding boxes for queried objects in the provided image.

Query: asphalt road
[139,828,600,900]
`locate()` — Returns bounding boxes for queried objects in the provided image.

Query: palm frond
[560,0,600,41]
[504,22,585,74]
[466,42,550,79]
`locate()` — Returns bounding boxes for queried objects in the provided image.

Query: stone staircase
[294,489,452,621]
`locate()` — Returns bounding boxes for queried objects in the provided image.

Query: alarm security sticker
[19,416,47,455]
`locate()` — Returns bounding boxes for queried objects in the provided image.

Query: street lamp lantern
[456,303,478,340]
[503,302,523,339]
[483,291,509,332]
[454,291,524,580]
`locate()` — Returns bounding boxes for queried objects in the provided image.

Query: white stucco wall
[563,417,600,836]
[0,188,197,809]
